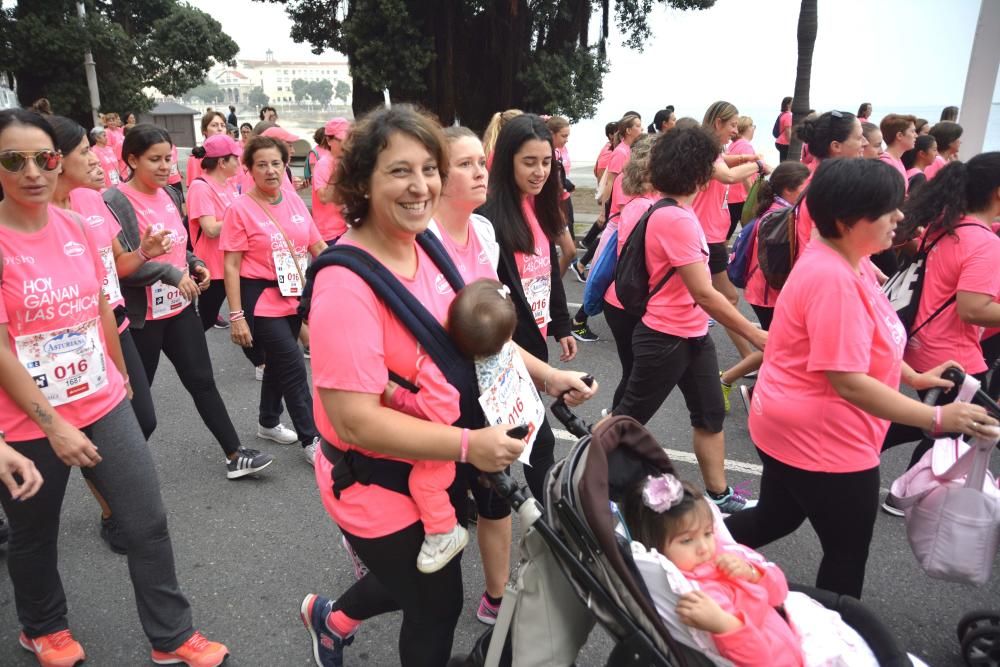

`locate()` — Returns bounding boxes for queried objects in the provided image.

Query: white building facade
[210,51,351,107]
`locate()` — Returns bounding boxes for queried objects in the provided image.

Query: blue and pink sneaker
[300,594,354,667]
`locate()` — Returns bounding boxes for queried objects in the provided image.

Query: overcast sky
[187,0,997,112]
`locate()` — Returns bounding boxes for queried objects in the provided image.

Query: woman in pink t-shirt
[925,121,963,180]
[476,112,579,501]
[694,102,772,362]
[222,135,327,464]
[114,124,272,480]
[610,126,767,516]
[881,153,1000,512]
[311,117,351,242]
[725,158,994,599]
[546,116,577,276]
[725,116,758,241]
[185,111,227,187]
[901,134,938,196]
[299,105,597,667]
[598,113,642,219]
[0,109,230,666]
[773,96,793,162]
[187,133,242,331]
[90,127,121,188]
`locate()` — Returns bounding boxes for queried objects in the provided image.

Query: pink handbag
[889,375,1000,585]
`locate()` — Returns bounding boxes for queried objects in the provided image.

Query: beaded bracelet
[138,247,153,262]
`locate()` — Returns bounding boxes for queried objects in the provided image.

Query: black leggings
[120,328,157,439]
[255,315,318,444]
[776,143,790,162]
[726,201,745,241]
[982,333,1000,399]
[523,417,556,502]
[603,301,640,409]
[196,280,227,331]
[130,304,241,456]
[725,448,880,599]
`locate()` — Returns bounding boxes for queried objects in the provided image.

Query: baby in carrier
[383,278,519,573]
[623,474,806,666]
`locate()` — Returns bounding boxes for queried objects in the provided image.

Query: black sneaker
[571,321,599,342]
[881,493,905,517]
[100,515,128,555]
[226,447,274,479]
[570,260,588,283]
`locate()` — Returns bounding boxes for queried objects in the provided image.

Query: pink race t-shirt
[310,237,459,538]
[691,156,730,243]
[775,112,792,146]
[878,151,908,193]
[514,198,553,337]
[310,154,348,241]
[219,193,321,318]
[726,138,757,203]
[749,242,907,473]
[0,208,126,441]
[595,142,613,175]
[118,184,190,321]
[924,155,948,181]
[604,193,657,310]
[67,188,125,313]
[187,176,239,280]
[435,221,498,284]
[185,155,204,186]
[605,142,630,186]
[904,220,1000,374]
[641,201,711,338]
[94,145,121,188]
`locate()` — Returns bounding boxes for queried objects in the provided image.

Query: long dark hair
[46,115,86,157]
[903,152,1000,236]
[0,109,59,202]
[902,135,937,170]
[479,113,564,255]
[755,161,810,217]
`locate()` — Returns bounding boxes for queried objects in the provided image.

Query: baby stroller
[453,396,915,666]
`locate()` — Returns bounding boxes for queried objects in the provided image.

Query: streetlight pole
[76,1,101,127]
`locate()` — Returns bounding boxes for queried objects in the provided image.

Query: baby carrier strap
[300,231,484,499]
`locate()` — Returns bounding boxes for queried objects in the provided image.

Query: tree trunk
[786,0,817,163]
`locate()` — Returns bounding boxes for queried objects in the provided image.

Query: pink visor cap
[202,134,242,158]
[262,126,301,143]
[324,117,350,141]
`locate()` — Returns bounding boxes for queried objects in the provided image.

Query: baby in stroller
[623,473,803,666]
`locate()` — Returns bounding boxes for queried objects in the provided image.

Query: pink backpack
[889,375,1000,585]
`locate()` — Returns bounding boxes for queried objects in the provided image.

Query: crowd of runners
[0,92,998,667]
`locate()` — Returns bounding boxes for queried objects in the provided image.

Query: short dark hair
[940,106,959,122]
[200,111,227,135]
[448,279,517,359]
[336,104,448,227]
[647,126,718,196]
[807,158,905,239]
[258,106,277,121]
[796,111,859,159]
[880,114,917,146]
[929,121,963,153]
[781,96,793,112]
[857,102,872,117]
[121,124,172,170]
[241,135,288,172]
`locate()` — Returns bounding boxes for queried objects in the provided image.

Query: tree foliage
[0,0,238,127]
[256,0,714,131]
[185,80,225,104]
[247,86,270,108]
[334,80,351,105]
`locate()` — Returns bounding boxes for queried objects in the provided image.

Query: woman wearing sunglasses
[105,123,273,480]
[0,109,230,667]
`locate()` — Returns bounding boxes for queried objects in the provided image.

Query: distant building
[208,50,352,107]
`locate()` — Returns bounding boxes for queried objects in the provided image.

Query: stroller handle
[922,366,1000,420]
[549,375,595,439]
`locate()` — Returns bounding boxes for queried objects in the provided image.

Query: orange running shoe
[150,631,229,667]
[18,629,85,667]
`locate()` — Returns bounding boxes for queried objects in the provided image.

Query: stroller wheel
[959,611,1000,642]
[962,624,1000,666]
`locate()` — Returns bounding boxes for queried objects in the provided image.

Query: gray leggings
[0,399,194,651]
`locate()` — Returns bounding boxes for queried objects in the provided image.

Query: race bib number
[99,246,122,304]
[15,318,109,407]
[476,342,545,465]
[273,250,308,297]
[520,274,551,329]
[149,277,190,319]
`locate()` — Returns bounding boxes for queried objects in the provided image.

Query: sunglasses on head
[0,150,63,173]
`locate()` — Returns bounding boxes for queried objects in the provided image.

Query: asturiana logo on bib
[291,214,305,225]
[43,332,87,355]
[63,241,86,257]
[434,274,452,295]
[86,215,104,228]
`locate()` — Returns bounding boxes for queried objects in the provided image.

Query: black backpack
[756,194,805,291]
[771,114,782,139]
[883,223,982,336]
[614,197,679,317]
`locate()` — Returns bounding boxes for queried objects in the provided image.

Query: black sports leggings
[725,447,880,599]
[130,304,242,456]
[603,301,640,409]
[119,328,156,439]
[196,280,227,331]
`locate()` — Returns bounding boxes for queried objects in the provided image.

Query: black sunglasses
[0,150,63,173]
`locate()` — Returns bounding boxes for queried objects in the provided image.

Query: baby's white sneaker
[416,524,469,574]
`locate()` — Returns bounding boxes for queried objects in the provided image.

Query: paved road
[1,269,997,666]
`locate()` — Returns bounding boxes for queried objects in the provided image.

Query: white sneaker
[416,524,469,574]
[257,423,299,445]
[255,364,265,382]
[303,438,319,466]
